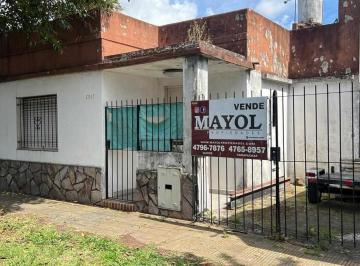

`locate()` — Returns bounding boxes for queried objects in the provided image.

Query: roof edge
[0,42,253,83]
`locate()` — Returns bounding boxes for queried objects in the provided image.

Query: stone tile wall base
[0,159,103,205]
[135,169,195,220]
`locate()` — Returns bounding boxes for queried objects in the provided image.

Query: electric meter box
[157,167,181,211]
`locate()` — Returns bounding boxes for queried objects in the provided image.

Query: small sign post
[191,97,268,160]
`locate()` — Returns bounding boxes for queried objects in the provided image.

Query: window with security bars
[17,95,58,151]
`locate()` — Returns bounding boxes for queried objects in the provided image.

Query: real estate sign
[191,97,268,160]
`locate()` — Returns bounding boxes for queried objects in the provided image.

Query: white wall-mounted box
[157,167,181,211]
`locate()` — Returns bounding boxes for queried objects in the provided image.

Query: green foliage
[0,0,120,50]
[0,216,201,265]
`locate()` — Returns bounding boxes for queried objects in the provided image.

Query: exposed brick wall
[339,0,359,24]
[247,10,290,78]
[0,39,102,78]
[1,1,359,81]
[0,14,103,78]
[289,0,359,79]
[159,10,248,56]
[100,12,159,57]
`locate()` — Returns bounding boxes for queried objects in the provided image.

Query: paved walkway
[0,193,359,266]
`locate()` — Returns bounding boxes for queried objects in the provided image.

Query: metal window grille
[17,95,58,151]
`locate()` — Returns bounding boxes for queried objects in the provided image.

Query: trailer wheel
[308,184,322,204]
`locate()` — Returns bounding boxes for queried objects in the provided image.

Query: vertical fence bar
[225,92,229,226]
[36,97,39,148]
[157,97,160,152]
[169,97,172,151]
[105,104,109,199]
[282,88,287,236]
[242,158,246,231]
[121,100,124,200]
[217,158,220,223]
[115,101,118,199]
[292,87,298,239]
[176,96,178,142]
[31,98,34,147]
[315,85,320,243]
[202,155,205,221]
[195,156,199,222]
[234,91,237,229]
[55,97,58,149]
[40,97,43,148]
[151,98,154,151]
[269,89,273,235]
[145,98,148,151]
[250,90,255,232]
[126,100,129,201]
[24,99,27,148]
[46,97,49,148]
[351,82,356,248]
[209,93,213,224]
[116,100,119,199]
[163,97,166,152]
[132,99,136,201]
[217,93,220,225]
[251,158,254,231]
[18,99,22,148]
[339,83,344,246]
[51,98,54,149]
[260,89,264,234]
[241,90,246,231]
[210,156,213,224]
[111,101,114,199]
[326,84,332,244]
[304,86,309,240]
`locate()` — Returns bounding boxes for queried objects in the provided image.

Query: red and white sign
[191,97,268,160]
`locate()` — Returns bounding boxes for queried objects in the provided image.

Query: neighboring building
[0,0,358,219]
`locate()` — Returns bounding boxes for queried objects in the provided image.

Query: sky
[118,0,339,29]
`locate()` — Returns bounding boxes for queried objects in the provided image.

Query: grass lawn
[0,210,201,266]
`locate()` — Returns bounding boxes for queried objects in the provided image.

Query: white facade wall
[288,76,360,181]
[202,71,249,193]
[2,66,355,199]
[102,71,166,196]
[0,71,104,168]
[243,79,289,191]
[103,69,251,195]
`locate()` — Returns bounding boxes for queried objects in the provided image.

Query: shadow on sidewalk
[139,214,360,265]
[2,192,359,265]
[0,192,45,213]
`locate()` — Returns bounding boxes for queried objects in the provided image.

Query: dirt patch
[119,234,145,249]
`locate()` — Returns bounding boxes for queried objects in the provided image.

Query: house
[0,0,359,221]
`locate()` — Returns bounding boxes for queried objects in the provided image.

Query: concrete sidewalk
[0,193,359,266]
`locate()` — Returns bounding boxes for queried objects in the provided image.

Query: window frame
[17,94,59,152]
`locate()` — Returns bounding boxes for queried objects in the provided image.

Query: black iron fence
[105,97,183,201]
[194,81,360,249]
[105,80,359,248]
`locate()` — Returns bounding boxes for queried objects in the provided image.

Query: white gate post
[183,55,209,215]
[182,55,209,174]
